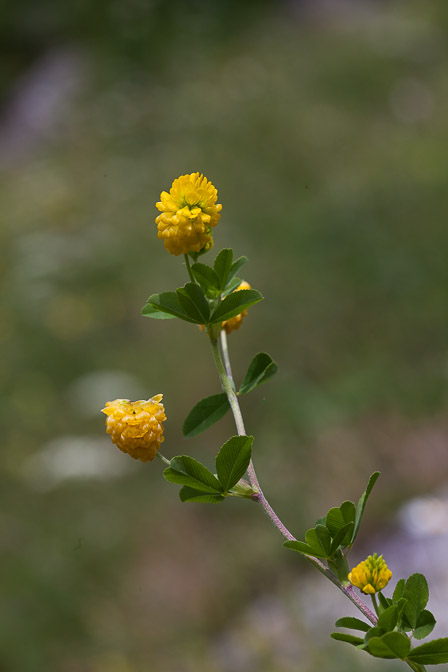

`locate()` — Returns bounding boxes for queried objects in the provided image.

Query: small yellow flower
[102,396,166,463]
[155,173,222,256]
[348,554,392,594]
[222,280,251,334]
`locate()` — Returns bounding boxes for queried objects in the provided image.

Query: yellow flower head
[102,396,166,462]
[155,173,222,256]
[348,554,392,594]
[222,280,251,334]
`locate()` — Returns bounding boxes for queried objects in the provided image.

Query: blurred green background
[2,1,448,670]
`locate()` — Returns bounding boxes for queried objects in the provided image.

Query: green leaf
[334,617,371,633]
[413,610,436,640]
[395,597,408,622]
[215,435,253,491]
[393,578,406,603]
[164,456,222,493]
[239,352,279,395]
[329,522,354,555]
[314,524,332,555]
[305,527,331,557]
[378,605,399,632]
[378,591,392,612]
[141,303,177,319]
[352,471,380,542]
[361,627,385,647]
[179,486,224,503]
[325,501,356,547]
[229,256,248,281]
[183,393,230,438]
[367,632,411,660]
[283,540,328,559]
[221,276,243,297]
[403,574,429,629]
[191,263,221,296]
[145,291,200,323]
[407,638,448,664]
[176,283,210,323]
[214,249,234,289]
[330,632,364,647]
[210,289,263,323]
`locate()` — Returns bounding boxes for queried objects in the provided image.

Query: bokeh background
[2,1,448,670]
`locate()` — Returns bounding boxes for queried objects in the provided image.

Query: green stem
[371,593,380,617]
[156,452,171,467]
[406,662,427,672]
[210,330,378,626]
[184,254,195,284]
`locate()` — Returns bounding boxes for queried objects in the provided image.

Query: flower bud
[348,553,392,594]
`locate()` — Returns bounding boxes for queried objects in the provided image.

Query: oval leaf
[283,540,328,558]
[329,522,354,555]
[145,291,199,323]
[215,435,253,491]
[330,632,364,647]
[179,486,225,503]
[407,638,448,665]
[191,263,220,296]
[214,249,234,289]
[210,289,263,323]
[335,617,370,633]
[183,393,230,438]
[239,352,279,395]
[403,574,429,629]
[378,605,399,633]
[352,471,380,542]
[176,283,210,323]
[367,632,411,660]
[164,455,222,493]
[414,609,436,640]
[141,304,177,319]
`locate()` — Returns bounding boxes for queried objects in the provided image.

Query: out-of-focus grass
[1,2,448,670]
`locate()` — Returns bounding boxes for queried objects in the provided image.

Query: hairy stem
[211,331,378,626]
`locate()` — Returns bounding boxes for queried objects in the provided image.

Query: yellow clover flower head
[222,281,252,334]
[155,172,222,256]
[348,553,392,594]
[102,396,166,463]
